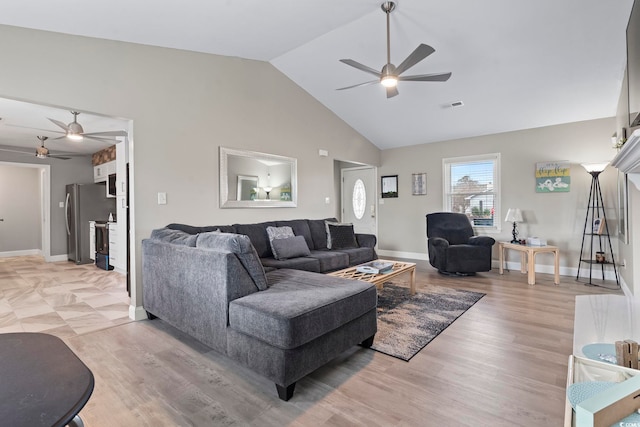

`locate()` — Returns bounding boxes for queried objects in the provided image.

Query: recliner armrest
[356,233,377,248]
[468,236,496,246]
[429,237,450,248]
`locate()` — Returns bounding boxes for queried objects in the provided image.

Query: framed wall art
[412,173,427,195]
[381,175,398,198]
[535,161,571,193]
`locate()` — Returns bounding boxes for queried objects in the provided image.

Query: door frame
[340,165,378,238]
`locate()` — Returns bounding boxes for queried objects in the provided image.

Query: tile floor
[0,255,130,338]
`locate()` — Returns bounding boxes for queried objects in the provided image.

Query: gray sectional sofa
[166,217,377,272]
[142,220,378,401]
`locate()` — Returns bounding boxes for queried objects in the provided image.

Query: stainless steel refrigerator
[65,183,115,264]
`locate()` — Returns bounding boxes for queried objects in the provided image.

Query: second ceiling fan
[337,1,451,98]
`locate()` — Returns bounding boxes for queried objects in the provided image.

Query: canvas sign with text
[536,161,570,192]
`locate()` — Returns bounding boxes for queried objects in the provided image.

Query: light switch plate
[157,192,167,205]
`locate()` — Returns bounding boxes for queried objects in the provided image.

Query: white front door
[342,166,377,235]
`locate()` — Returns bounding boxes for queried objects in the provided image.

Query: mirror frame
[219,146,298,208]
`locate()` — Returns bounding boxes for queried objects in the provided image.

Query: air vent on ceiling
[450,101,464,107]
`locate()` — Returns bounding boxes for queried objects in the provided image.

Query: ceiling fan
[47,111,128,142]
[337,1,452,98]
[0,136,81,160]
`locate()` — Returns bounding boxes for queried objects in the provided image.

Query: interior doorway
[0,161,50,259]
[341,165,377,235]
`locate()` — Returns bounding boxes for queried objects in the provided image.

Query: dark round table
[0,333,94,427]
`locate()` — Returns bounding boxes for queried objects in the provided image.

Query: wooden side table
[498,241,560,285]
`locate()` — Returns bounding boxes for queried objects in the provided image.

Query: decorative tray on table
[356,261,394,274]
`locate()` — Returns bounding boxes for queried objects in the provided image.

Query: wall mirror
[220,147,297,208]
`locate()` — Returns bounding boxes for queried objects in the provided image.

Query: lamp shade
[581,162,609,173]
[505,208,523,223]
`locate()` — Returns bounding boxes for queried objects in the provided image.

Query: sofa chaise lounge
[142,226,378,401]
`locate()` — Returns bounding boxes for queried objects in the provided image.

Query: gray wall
[0,25,381,310]
[0,163,41,252]
[378,118,620,274]
[0,154,94,256]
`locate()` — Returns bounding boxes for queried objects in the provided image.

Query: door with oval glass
[341,166,377,235]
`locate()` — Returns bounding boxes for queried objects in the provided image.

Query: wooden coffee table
[329,260,417,294]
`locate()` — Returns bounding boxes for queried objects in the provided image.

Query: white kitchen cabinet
[108,222,120,270]
[93,160,116,183]
[89,221,96,261]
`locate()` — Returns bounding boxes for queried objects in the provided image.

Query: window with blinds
[442,153,501,230]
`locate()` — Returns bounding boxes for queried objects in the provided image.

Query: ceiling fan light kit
[338,1,451,98]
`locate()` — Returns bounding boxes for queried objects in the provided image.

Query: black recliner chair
[426,212,496,275]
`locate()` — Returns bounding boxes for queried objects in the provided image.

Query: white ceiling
[0,0,634,150]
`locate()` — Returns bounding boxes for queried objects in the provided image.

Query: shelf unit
[576,167,619,287]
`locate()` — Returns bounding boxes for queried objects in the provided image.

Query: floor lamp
[577,163,619,287]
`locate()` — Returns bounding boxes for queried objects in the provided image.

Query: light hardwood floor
[2,256,622,426]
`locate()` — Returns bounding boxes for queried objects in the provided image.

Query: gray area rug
[371,283,485,361]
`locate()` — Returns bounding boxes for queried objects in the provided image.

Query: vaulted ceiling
[0,0,634,151]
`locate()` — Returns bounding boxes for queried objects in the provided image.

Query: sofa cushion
[308,250,349,272]
[266,226,294,257]
[308,218,338,250]
[234,222,277,258]
[334,247,377,266]
[271,236,311,260]
[261,256,321,272]
[196,232,268,291]
[150,228,198,246]
[228,268,377,349]
[276,219,314,251]
[325,221,358,249]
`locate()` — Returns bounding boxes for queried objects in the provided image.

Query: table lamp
[505,208,523,243]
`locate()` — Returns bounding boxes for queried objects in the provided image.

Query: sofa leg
[276,383,295,401]
[146,311,157,320]
[359,335,375,348]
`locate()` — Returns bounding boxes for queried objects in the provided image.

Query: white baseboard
[129,305,147,321]
[493,259,622,285]
[377,249,428,261]
[0,249,41,258]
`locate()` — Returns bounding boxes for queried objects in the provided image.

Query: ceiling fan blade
[395,44,435,76]
[5,124,65,135]
[47,118,70,132]
[83,135,119,143]
[399,72,452,82]
[82,130,128,137]
[386,86,399,98]
[49,155,72,160]
[339,59,381,78]
[336,80,379,91]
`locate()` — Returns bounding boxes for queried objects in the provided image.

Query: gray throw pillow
[271,235,311,260]
[266,226,295,257]
[150,228,198,247]
[196,232,268,291]
[325,221,358,249]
